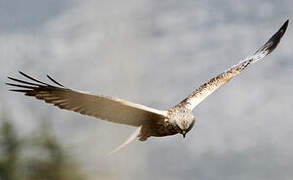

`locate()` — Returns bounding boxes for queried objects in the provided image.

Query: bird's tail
[107,126,142,156]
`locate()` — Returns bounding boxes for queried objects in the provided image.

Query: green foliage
[0,120,21,180]
[0,116,87,180]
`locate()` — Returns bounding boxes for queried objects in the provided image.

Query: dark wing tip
[280,19,289,35]
[47,74,65,87]
[18,71,49,85]
[255,19,289,55]
[7,71,67,92]
[9,89,29,93]
[269,19,289,46]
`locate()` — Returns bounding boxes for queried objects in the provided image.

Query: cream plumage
[7,20,288,153]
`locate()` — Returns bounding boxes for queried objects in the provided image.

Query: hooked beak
[182,131,186,138]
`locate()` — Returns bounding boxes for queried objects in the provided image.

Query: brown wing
[176,20,288,111]
[7,71,167,127]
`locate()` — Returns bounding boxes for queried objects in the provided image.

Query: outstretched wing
[177,20,288,111]
[6,71,167,127]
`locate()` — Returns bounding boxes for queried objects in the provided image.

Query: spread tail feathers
[107,126,142,156]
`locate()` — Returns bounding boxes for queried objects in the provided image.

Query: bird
[6,20,288,154]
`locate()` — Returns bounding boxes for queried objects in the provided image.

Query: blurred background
[0,0,292,179]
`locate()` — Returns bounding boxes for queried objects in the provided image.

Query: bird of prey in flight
[7,20,289,154]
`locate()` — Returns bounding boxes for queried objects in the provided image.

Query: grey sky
[0,0,292,179]
[0,0,67,33]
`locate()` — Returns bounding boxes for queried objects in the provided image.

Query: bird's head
[171,112,195,138]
